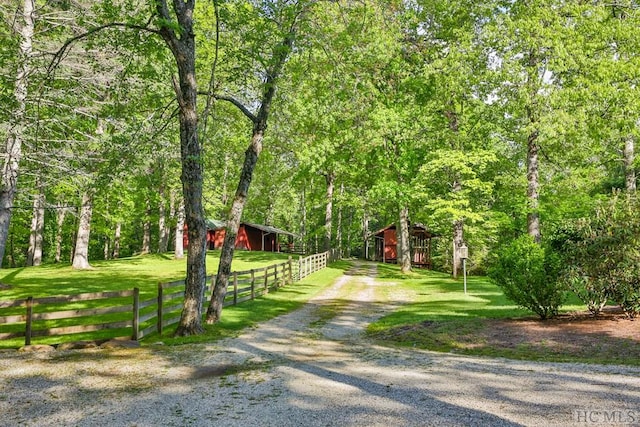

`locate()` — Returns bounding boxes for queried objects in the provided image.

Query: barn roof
[205,219,295,237]
[205,219,226,230]
[243,222,296,237]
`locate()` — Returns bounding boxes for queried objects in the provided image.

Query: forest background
[1,1,638,297]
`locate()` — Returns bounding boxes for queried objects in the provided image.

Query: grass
[367,263,640,365]
[0,251,295,301]
[0,252,345,349]
[155,260,350,346]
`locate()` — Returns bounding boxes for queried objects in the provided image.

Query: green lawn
[367,263,638,366]
[0,252,344,349]
[0,251,295,301]
[158,260,351,346]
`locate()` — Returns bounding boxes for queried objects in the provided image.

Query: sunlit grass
[0,252,339,349]
[0,251,294,300]
[156,261,349,346]
[368,263,635,365]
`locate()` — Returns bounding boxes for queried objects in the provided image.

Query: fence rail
[0,252,333,347]
[0,289,136,345]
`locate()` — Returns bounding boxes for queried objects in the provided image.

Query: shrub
[554,193,640,318]
[488,235,567,320]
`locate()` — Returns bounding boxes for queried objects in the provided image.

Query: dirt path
[1,261,639,426]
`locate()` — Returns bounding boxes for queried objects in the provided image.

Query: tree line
[1,0,638,333]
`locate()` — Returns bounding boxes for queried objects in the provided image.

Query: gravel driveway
[1,261,639,426]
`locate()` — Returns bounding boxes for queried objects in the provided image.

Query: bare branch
[212,94,258,123]
[46,20,161,77]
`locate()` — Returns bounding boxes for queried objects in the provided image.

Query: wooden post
[274,264,279,289]
[251,270,256,299]
[288,256,293,284]
[264,266,269,294]
[233,272,238,305]
[298,256,303,281]
[132,287,140,341]
[25,296,33,346]
[157,283,163,336]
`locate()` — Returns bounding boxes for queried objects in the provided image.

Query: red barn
[184,220,294,252]
[372,223,435,268]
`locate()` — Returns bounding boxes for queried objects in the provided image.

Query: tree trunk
[72,191,93,269]
[445,108,465,277]
[141,196,151,254]
[624,136,636,193]
[158,186,169,253]
[336,183,344,258]
[175,198,185,259]
[301,186,307,254]
[113,222,121,259]
[54,205,66,263]
[363,212,369,260]
[0,0,34,268]
[103,237,110,260]
[26,184,45,266]
[452,218,464,279]
[157,0,208,336]
[207,129,264,323]
[206,29,296,324]
[398,205,412,273]
[221,153,230,208]
[526,129,541,243]
[324,172,335,253]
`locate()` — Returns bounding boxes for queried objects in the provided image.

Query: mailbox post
[458,243,469,294]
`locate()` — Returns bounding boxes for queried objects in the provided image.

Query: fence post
[280,263,286,287]
[157,283,163,336]
[288,256,293,284]
[251,270,256,300]
[264,266,269,294]
[233,272,238,305]
[298,256,303,280]
[132,287,140,341]
[25,296,33,346]
[274,264,279,288]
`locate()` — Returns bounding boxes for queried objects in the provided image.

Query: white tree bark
[174,199,185,259]
[158,198,168,253]
[399,205,412,273]
[336,183,344,257]
[113,222,121,259]
[72,191,93,269]
[324,172,335,252]
[527,131,541,243]
[0,0,34,267]
[141,197,151,254]
[26,185,45,266]
[54,205,66,263]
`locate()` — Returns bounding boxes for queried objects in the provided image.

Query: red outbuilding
[183,219,295,252]
[372,223,435,268]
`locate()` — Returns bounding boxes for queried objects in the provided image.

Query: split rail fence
[0,251,333,347]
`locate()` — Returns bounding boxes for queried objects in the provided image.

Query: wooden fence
[297,251,330,280]
[152,258,295,337]
[0,289,139,345]
[0,252,334,346]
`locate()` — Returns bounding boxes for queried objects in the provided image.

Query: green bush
[488,235,567,319]
[554,193,640,318]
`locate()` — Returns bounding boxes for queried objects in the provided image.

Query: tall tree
[206,0,309,323]
[0,0,34,267]
[155,0,208,336]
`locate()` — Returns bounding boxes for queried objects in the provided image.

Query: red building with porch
[372,223,435,268]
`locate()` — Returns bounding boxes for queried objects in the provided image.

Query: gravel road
[1,261,639,426]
